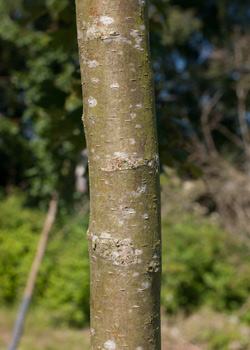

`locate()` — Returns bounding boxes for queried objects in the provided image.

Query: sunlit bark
[75,1,161,349]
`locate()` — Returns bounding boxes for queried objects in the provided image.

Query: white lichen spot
[141,281,151,289]
[153,254,158,259]
[130,29,139,37]
[88,97,97,108]
[155,154,160,173]
[142,213,149,220]
[136,103,143,109]
[129,309,132,313]
[135,249,143,255]
[104,340,116,350]
[122,207,136,219]
[139,0,146,6]
[91,149,95,153]
[112,251,120,258]
[90,328,95,335]
[140,25,146,30]
[129,139,136,145]
[133,305,140,308]
[86,25,96,38]
[100,232,111,239]
[135,124,142,129]
[135,36,143,47]
[120,37,132,45]
[77,29,83,39]
[132,185,147,197]
[91,78,99,83]
[105,180,109,185]
[110,83,120,89]
[114,151,128,157]
[118,220,124,227]
[133,272,139,277]
[130,29,143,50]
[100,16,114,25]
[131,113,137,119]
[135,45,144,51]
[137,347,143,350]
[81,54,100,68]
[88,60,99,68]
[131,68,136,72]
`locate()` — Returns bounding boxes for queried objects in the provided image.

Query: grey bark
[75,1,161,349]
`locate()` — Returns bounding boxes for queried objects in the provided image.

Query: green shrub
[1,193,250,327]
[199,317,249,350]
[0,193,45,303]
[40,223,90,327]
[0,193,90,327]
[161,216,250,314]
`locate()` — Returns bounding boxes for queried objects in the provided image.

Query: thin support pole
[8,193,58,350]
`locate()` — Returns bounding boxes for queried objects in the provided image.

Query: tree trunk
[75,1,161,349]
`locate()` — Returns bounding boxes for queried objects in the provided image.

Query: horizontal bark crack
[101,155,159,172]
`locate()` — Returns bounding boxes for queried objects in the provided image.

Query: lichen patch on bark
[104,340,116,350]
[147,252,160,273]
[101,155,159,172]
[89,235,143,266]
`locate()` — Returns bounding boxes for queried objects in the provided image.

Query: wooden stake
[8,193,59,350]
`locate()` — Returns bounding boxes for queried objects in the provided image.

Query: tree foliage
[2,0,250,205]
[0,0,83,204]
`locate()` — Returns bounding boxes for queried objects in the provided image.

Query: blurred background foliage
[2,0,250,205]
[1,191,250,328]
[1,0,250,349]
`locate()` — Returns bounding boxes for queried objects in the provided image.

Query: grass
[0,307,90,350]
[1,307,250,350]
